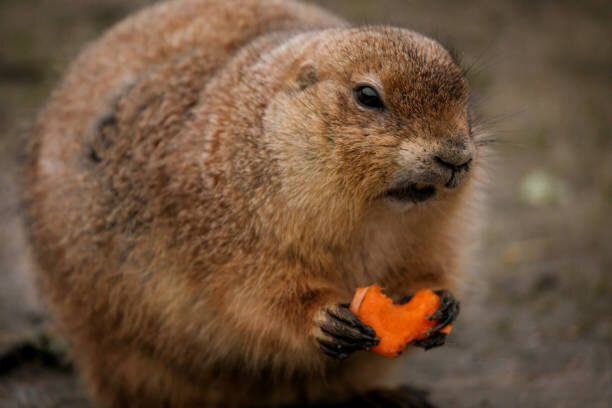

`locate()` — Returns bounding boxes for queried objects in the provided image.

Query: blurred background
[1,0,610,407]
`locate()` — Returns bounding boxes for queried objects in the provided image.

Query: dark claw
[327,306,378,337]
[317,338,352,360]
[317,304,380,360]
[320,326,376,349]
[424,290,460,336]
[412,331,448,350]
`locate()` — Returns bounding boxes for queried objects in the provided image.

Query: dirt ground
[1,0,611,407]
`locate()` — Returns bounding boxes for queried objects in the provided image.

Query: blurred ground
[1,0,611,407]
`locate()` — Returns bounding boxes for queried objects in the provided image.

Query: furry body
[24,0,479,406]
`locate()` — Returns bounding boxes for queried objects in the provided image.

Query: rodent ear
[295,61,317,91]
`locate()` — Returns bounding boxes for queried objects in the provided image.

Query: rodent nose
[434,149,474,189]
[394,138,475,191]
[434,135,474,168]
[435,156,472,173]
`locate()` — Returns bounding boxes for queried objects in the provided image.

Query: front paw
[314,303,380,360]
[412,289,460,351]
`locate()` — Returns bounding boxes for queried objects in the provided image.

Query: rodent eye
[353,85,384,110]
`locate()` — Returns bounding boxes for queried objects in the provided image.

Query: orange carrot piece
[349,285,452,358]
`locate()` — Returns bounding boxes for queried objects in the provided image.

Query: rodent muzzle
[388,145,474,203]
[435,156,473,189]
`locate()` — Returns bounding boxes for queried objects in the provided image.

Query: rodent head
[265,27,476,218]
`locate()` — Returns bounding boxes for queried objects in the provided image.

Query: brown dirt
[1,0,611,407]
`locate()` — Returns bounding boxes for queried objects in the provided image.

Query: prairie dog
[24,0,480,406]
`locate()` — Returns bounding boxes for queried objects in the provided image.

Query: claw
[327,306,377,337]
[423,290,459,336]
[412,332,448,350]
[317,338,357,359]
[316,303,379,360]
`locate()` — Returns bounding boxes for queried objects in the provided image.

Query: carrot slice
[349,285,452,358]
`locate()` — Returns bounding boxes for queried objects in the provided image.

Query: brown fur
[24,0,482,406]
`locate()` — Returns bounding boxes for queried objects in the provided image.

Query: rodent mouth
[385,183,436,203]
